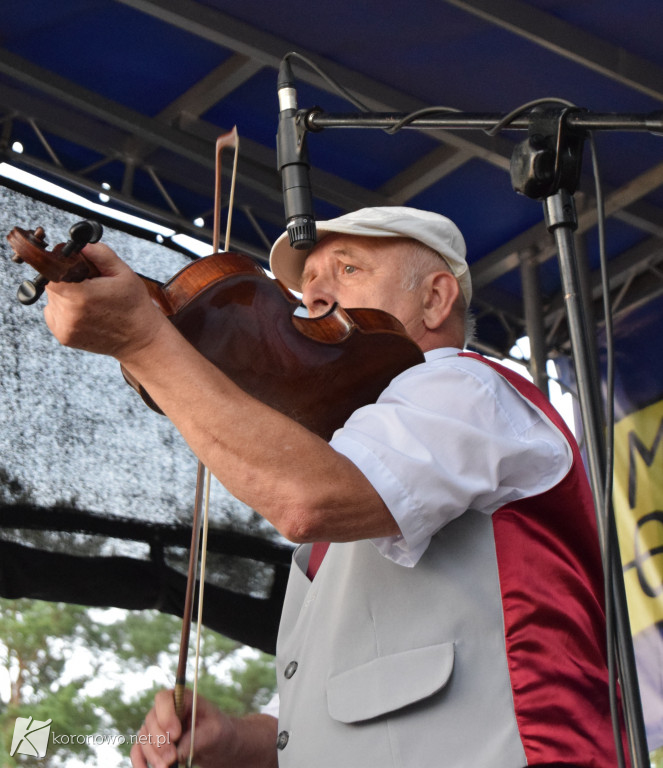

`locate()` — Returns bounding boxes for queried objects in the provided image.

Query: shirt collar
[423,346,463,362]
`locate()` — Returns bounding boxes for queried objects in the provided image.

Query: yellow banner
[613,398,663,636]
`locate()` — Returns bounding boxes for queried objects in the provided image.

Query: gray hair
[398,239,476,347]
[399,240,449,292]
[394,240,477,346]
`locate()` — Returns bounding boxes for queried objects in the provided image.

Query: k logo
[10,716,53,758]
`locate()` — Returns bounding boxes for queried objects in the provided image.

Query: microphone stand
[289,104,662,767]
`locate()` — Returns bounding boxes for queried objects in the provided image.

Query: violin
[6,220,425,440]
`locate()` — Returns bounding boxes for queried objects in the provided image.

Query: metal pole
[543,189,649,768]
[519,247,549,397]
[574,228,603,412]
[544,192,606,504]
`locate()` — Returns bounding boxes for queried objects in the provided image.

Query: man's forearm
[118,318,399,543]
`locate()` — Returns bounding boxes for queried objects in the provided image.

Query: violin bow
[173,127,240,768]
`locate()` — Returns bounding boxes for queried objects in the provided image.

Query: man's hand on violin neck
[44,243,166,360]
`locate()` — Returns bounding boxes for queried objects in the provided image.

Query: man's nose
[301,275,336,317]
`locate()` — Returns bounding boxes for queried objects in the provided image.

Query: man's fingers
[130,692,182,768]
[153,688,185,739]
[79,242,129,277]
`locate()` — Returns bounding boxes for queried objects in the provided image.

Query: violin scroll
[7,220,104,305]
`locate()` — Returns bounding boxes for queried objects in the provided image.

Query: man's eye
[343,264,357,275]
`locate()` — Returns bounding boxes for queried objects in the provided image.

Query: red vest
[461,352,627,765]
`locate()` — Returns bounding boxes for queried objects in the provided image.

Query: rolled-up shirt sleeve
[329,349,572,566]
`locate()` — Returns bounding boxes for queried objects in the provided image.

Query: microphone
[276,58,317,250]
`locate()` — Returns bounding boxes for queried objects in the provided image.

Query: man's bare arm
[44,243,399,543]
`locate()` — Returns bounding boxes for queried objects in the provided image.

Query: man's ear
[422,271,460,330]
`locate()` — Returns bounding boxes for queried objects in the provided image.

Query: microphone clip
[276,58,317,250]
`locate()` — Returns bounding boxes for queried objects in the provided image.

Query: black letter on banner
[633,511,663,598]
[627,418,663,509]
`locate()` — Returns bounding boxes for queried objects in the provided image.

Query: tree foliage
[0,599,103,766]
[0,598,276,767]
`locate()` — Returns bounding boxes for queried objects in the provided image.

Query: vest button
[276,730,289,750]
[284,661,298,679]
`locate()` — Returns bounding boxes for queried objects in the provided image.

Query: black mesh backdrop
[0,185,292,654]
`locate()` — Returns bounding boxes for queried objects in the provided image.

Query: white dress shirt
[330,347,573,566]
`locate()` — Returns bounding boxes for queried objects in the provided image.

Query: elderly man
[43,207,620,767]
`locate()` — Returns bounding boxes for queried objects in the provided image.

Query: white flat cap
[269,206,471,305]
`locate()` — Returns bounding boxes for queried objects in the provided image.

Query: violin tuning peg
[88,221,103,243]
[62,219,104,257]
[17,275,49,305]
[69,220,103,246]
[60,221,103,258]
